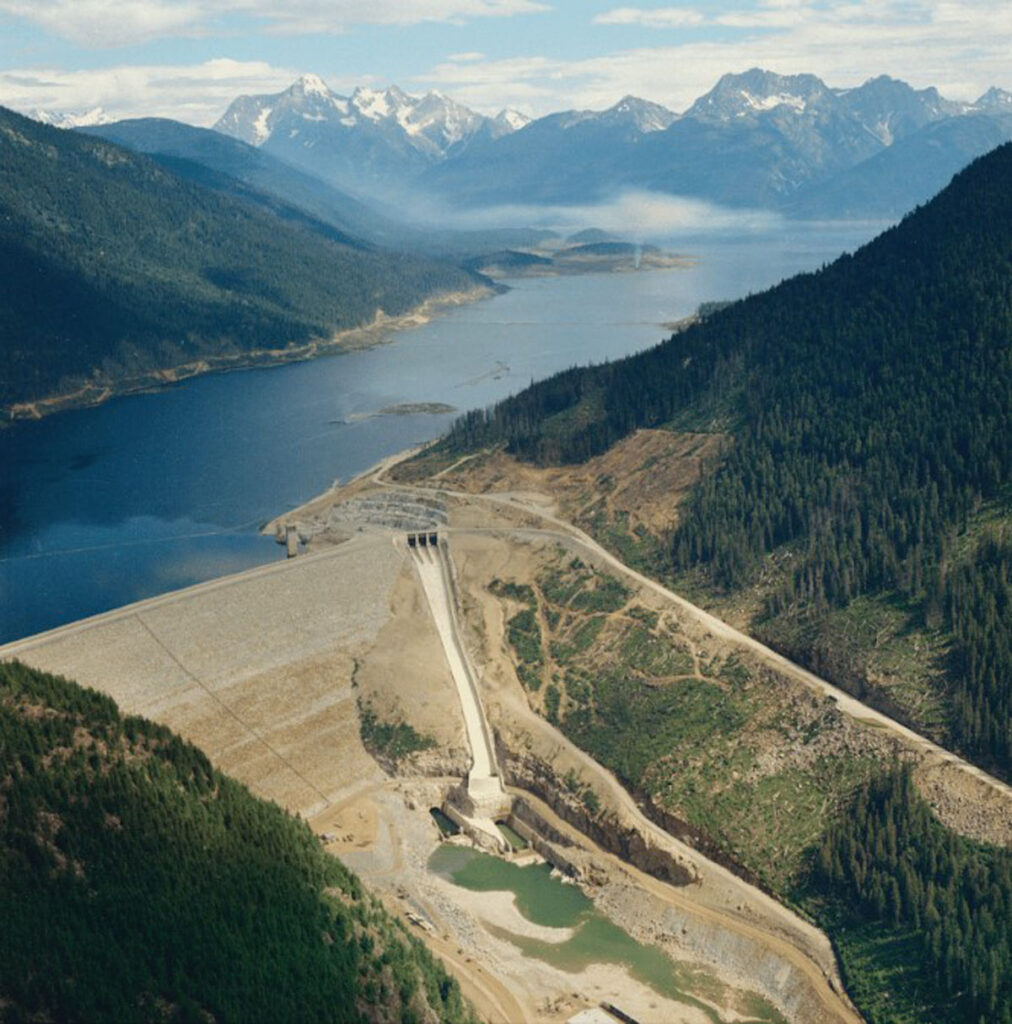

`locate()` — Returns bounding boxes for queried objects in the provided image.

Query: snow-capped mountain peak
[290,74,332,99]
[30,107,112,129]
[974,87,1012,112]
[494,108,531,132]
[605,95,677,132]
[407,91,484,145]
[686,69,831,121]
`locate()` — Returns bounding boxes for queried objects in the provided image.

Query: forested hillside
[0,660,474,1023]
[0,106,483,411]
[488,556,1012,1022]
[816,765,1011,1023]
[81,118,559,262]
[445,143,1012,775]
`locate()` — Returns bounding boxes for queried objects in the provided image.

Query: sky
[1,0,1010,126]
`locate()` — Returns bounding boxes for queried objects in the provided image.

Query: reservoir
[0,223,880,643]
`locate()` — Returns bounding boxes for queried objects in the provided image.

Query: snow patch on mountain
[868,119,894,146]
[252,106,272,144]
[740,91,807,114]
[352,87,392,121]
[31,107,112,129]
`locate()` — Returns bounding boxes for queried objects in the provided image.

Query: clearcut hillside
[444,143,1012,779]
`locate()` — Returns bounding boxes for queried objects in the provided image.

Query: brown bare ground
[355,563,468,764]
[1,491,855,1023]
[425,429,726,537]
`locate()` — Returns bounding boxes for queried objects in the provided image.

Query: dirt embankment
[405,429,726,540]
[414,441,1011,849]
[4,286,493,422]
[502,739,697,887]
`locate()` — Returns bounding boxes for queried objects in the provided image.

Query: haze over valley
[1,4,1010,1023]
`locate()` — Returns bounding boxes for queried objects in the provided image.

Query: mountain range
[213,73,529,200]
[206,69,1012,220]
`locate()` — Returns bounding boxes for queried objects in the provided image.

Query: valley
[5,428,1008,1022]
[2,46,1010,1022]
[0,458,858,1024]
[1,225,873,646]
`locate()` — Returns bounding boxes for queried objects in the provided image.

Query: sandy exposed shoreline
[460,887,577,944]
[5,248,699,425]
[3,285,495,423]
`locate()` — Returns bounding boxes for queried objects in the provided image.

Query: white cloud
[429,189,784,238]
[715,7,811,29]
[0,58,300,125]
[424,0,1012,114]
[593,7,706,28]
[0,0,549,47]
[0,0,206,46]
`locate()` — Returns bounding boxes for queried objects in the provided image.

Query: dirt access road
[366,464,861,1023]
[378,457,1012,811]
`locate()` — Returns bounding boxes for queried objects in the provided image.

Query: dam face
[409,533,511,851]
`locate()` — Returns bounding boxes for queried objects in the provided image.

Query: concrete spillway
[410,537,509,848]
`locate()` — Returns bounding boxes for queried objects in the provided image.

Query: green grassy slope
[0,106,484,409]
[491,556,1012,1023]
[0,660,474,1024]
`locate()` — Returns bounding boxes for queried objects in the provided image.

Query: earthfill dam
[1,470,863,1024]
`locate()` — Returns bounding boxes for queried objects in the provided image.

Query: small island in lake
[464,231,694,279]
[342,402,458,423]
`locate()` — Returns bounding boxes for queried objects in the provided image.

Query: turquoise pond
[428,844,785,1023]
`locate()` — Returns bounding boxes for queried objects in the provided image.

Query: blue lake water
[0,223,881,642]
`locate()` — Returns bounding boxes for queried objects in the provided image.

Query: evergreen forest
[0,660,475,1024]
[444,142,1012,776]
[816,765,1011,1023]
[0,106,483,410]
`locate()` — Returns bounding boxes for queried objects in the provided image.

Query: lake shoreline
[5,225,879,642]
[3,285,497,425]
[3,254,704,425]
